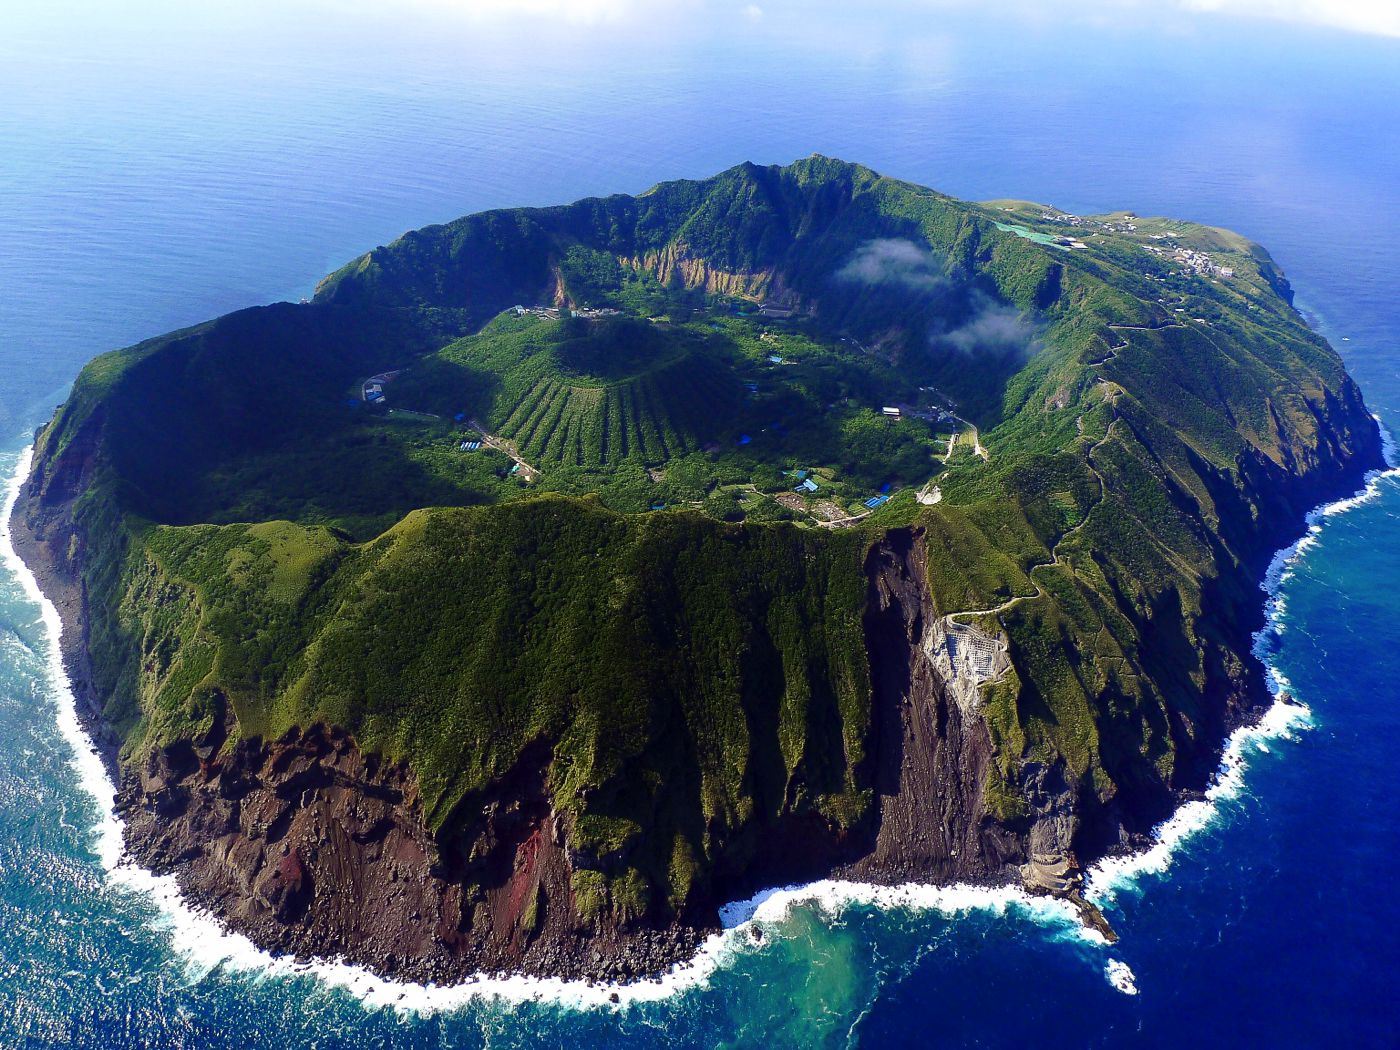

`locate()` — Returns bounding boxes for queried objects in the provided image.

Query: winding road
[944,316,1186,630]
[946,415,1119,631]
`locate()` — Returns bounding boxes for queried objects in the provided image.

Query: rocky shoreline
[9,466,122,783]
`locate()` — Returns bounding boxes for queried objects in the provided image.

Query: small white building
[881,406,901,419]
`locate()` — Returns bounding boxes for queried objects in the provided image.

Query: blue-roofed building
[737,434,752,445]
[797,478,819,493]
[864,494,891,509]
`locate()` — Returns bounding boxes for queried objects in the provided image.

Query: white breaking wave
[1085,696,1313,899]
[1104,958,1138,996]
[718,878,1086,938]
[1086,417,1400,902]
[3,417,1396,1012]
[0,446,761,1012]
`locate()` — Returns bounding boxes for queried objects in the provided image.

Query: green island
[16,157,1383,983]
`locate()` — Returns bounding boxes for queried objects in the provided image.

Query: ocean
[0,3,1396,1046]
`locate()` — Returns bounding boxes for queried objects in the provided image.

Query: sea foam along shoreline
[1086,416,1399,904]
[3,425,1393,1015]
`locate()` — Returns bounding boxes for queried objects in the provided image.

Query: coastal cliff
[13,157,1386,983]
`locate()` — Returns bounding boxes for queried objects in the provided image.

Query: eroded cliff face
[621,246,784,302]
[22,409,1383,983]
[11,418,123,767]
[13,356,1386,984]
[842,530,1024,884]
[119,721,701,983]
[11,154,1388,984]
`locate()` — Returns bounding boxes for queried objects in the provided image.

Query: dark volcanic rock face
[118,722,702,984]
[841,528,1024,884]
[13,406,1386,983]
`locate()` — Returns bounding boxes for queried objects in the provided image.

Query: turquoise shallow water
[0,4,1397,1046]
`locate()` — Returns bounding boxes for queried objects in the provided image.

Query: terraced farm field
[493,351,740,466]
[396,313,746,467]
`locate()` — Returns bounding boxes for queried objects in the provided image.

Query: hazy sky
[370,0,1399,37]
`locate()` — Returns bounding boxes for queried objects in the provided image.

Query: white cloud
[377,0,731,26]
[941,294,1042,358]
[388,0,658,24]
[900,0,1400,38]
[837,239,949,291]
[1179,0,1400,37]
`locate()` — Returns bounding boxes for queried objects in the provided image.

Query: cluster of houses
[786,467,894,514]
[1035,208,1138,236]
[1024,208,1240,281]
[458,439,483,451]
[1171,245,1235,279]
[881,404,960,429]
[509,304,623,321]
[1136,239,1235,279]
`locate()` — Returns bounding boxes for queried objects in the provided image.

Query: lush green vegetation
[31,156,1377,923]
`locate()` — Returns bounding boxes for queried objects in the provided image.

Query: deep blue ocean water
[0,4,1397,1046]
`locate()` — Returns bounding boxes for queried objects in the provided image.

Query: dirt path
[1087,320,1184,367]
[468,420,541,482]
[817,508,874,529]
[946,416,1119,628]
